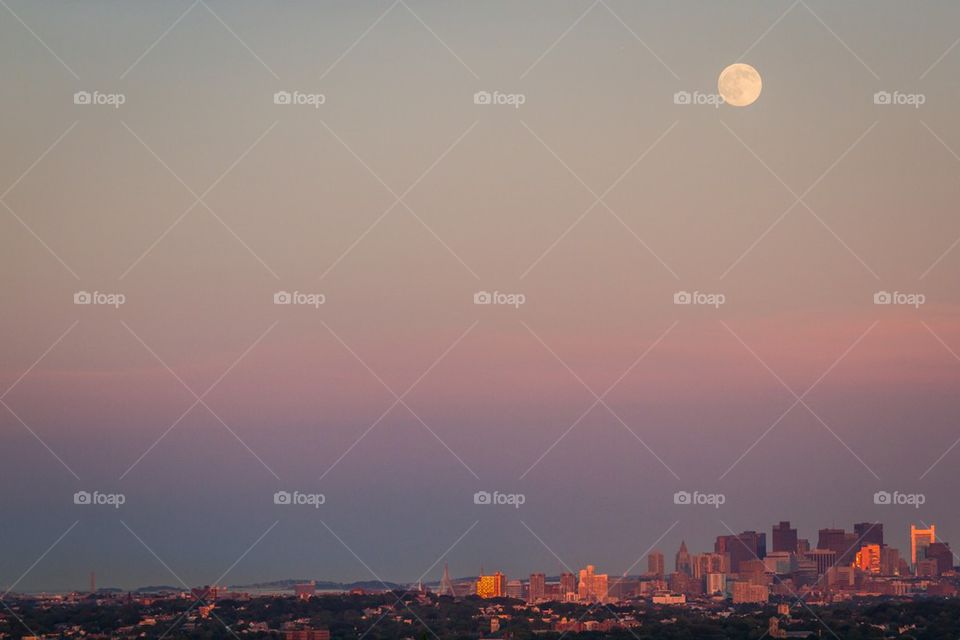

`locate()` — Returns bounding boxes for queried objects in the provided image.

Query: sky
[1,0,960,592]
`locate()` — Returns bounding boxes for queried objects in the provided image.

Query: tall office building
[818,528,859,564]
[715,531,766,572]
[528,573,545,602]
[910,524,937,566]
[855,544,882,574]
[476,572,506,598]
[926,542,953,575]
[854,522,883,546]
[806,549,838,576]
[692,552,728,579]
[577,565,609,603]
[772,521,798,553]
[675,541,692,575]
[648,551,664,577]
[911,524,936,566]
[880,546,901,576]
[560,572,577,599]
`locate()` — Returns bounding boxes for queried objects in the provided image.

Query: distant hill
[227,579,405,591]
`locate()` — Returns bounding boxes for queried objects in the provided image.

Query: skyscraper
[560,572,577,600]
[476,572,506,598]
[854,522,883,547]
[648,551,664,577]
[675,540,692,575]
[715,531,766,572]
[855,544,882,574]
[528,573,545,602]
[926,542,953,575]
[772,521,797,553]
[577,565,608,603]
[911,524,936,565]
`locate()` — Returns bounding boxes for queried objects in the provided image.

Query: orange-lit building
[476,572,506,598]
[911,524,935,565]
[855,544,882,574]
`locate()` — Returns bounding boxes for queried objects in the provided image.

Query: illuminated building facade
[911,524,935,566]
[476,572,506,598]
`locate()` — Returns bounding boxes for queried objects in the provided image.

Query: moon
[718,63,762,107]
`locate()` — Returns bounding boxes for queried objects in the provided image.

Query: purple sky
[1,0,959,591]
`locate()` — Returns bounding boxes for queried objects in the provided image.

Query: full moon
[718,63,762,107]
